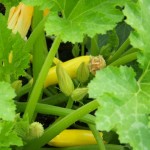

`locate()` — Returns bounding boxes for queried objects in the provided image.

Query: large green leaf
[0,14,30,82]
[0,82,16,121]
[0,0,21,6]
[22,0,56,10]
[123,0,150,69]
[45,0,126,43]
[88,66,150,150]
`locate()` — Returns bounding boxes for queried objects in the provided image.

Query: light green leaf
[22,0,56,10]
[0,14,30,82]
[0,82,16,121]
[0,0,21,6]
[14,114,30,141]
[123,0,150,69]
[45,0,126,43]
[88,66,150,150]
[0,121,23,148]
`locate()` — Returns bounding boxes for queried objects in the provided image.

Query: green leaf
[14,114,30,141]
[0,14,30,82]
[45,0,126,43]
[88,66,150,150]
[0,121,23,149]
[22,0,56,10]
[0,82,16,121]
[1,0,21,16]
[1,0,20,6]
[123,1,150,69]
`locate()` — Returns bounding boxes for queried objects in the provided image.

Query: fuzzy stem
[23,16,48,52]
[88,124,106,150]
[24,36,61,122]
[66,97,74,108]
[107,38,130,64]
[122,47,139,56]
[23,100,99,150]
[109,52,137,66]
[16,82,32,99]
[16,102,96,125]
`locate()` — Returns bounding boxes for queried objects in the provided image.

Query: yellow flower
[7,3,34,38]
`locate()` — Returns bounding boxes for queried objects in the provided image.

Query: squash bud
[27,122,44,140]
[56,63,74,96]
[71,88,88,101]
[76,62,89,83]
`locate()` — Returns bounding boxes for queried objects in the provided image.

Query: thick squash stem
[7,3,34,38]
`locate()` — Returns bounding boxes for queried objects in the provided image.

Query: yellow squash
[44,56,90,87]
[48,129,103,147]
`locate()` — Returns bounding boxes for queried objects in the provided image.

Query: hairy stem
[24,36,61,122]
[23,100,99,150]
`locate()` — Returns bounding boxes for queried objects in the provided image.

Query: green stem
[32,8,48,81]
[66,97,74,108]
[54,97,74,123]
[88,124,105,150]
[81,42,85,56]
[23,100,99,150]
[16,102,96,125]
[25,72,32,80]
[43,88,53,97]
[90,34,99,56]
[122,47,139,56]
[42,93,67,105]
[23,16,48,53]
[109,52,137,66]
[16,82,32,99]
[107,38,130,64]
[24,36,61,122]
[40,144,126,150]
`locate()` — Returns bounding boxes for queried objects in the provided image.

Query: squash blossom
[7,3,34,38]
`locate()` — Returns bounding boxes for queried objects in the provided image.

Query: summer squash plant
[0,0,149,150]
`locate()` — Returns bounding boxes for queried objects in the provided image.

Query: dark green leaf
[45,0,126,43]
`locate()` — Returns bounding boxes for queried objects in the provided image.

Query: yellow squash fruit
[44,56,90,87]
[48,129,103,147]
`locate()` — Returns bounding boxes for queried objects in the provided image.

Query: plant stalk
[23,36,61,122]
[107,38,130,64]
[16,102,96,125]
[88,124,106,150]
[23,100,99,150]
[109,52,137,66]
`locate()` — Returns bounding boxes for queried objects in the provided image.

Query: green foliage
[14,114,30,141]
[0,0,149,150]
[0,14,30,82]
[0,0,21,6]
[22,0,56,10]
[123,0,150,69]
[0,0,21,16]
[0,82,16,121]
[88,66,150,150]
[45,0,126,43]
[0,121,23,149]
[0,82,23,149]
